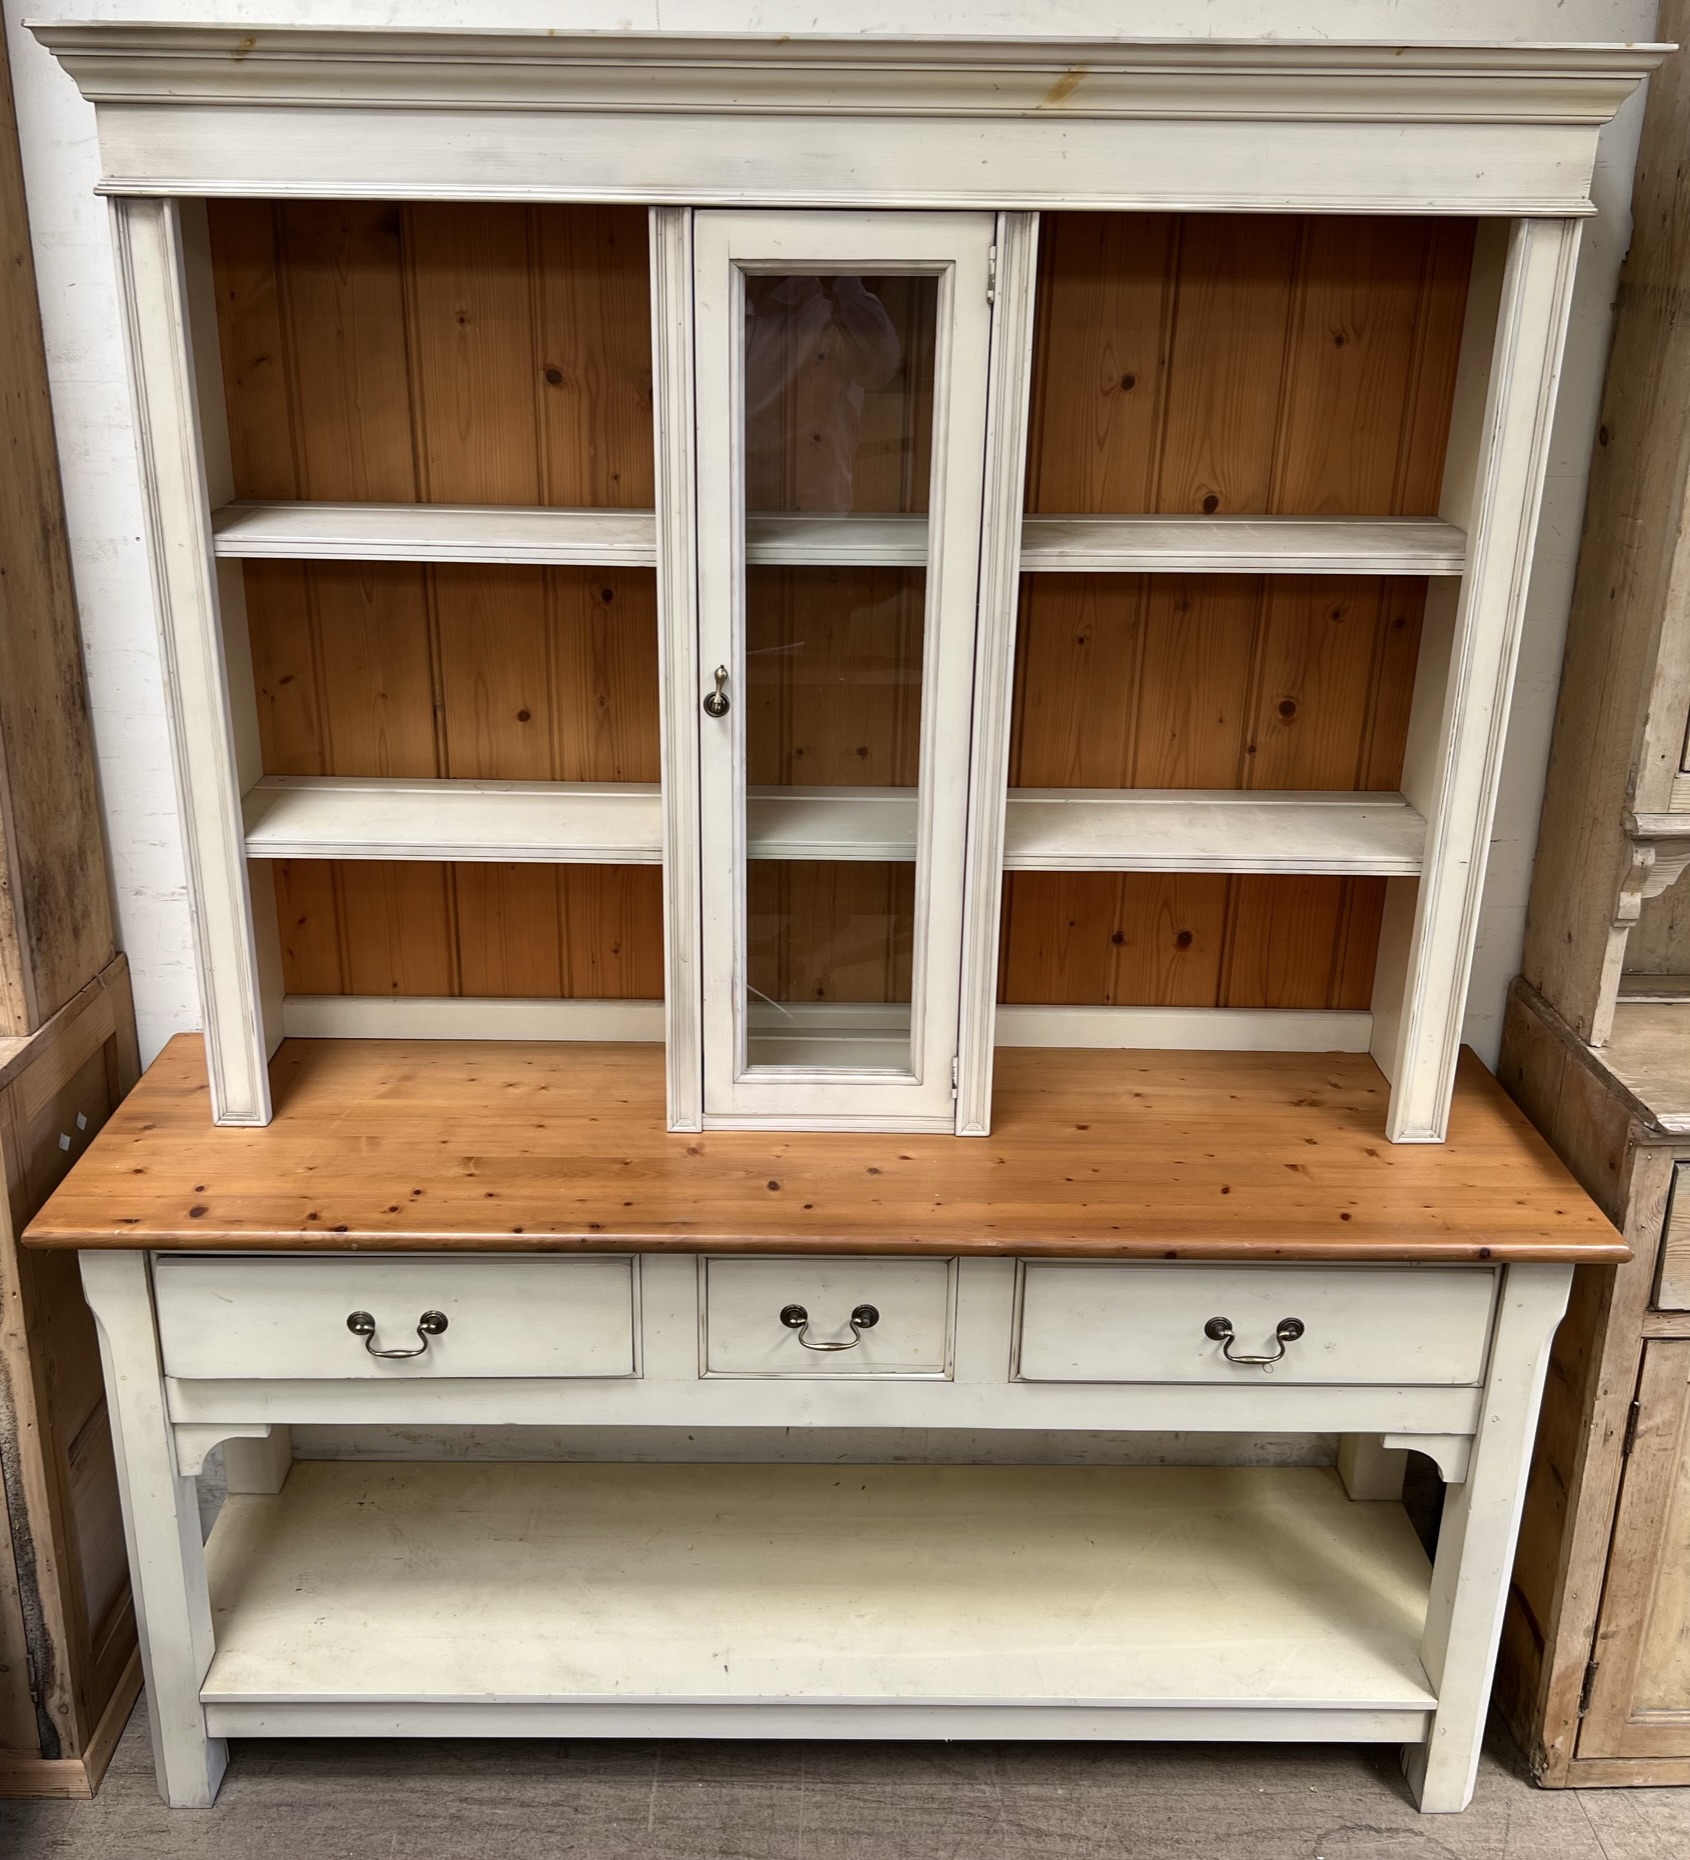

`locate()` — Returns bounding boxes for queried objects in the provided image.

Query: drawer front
[1015,1262,1497,1386]
[154,1256,637,1380]
[1654,1161,1690,1311]
[703,1257,953,1377]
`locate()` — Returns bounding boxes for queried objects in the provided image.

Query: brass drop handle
[347,1309,448,1359]
[703,665,731,718]
[1203,1314,1305,1367]
[780,1302,879,1352]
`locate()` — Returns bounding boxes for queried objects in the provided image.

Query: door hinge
[951,1055,960,1099]
[986,245,998,305]
[1578,1657,1599,1717]
[1622,1396,1643,1460]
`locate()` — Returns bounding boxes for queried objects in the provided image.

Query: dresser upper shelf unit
[241,776,1427,877]
[211,502,1468,577]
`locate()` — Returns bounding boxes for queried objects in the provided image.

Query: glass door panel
[695,212,994,1128]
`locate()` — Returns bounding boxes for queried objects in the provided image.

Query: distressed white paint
[195,1460,1439,1718]
[73,1246,1562,1808]
[0,2,1659,1076]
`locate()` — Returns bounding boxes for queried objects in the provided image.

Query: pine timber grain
[1006,211,1468,1011]
[216,204,1471,1016]
[1022,213,1473,521]
[24,1036,1625,1261]
[271,860,665,1001]
[0,26,114,1034]
[207,200,654,508]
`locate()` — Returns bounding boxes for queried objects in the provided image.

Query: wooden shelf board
[1018,516,1466,577]
[212,501,659,566]
[994,1005,1372,1052]
[199,1462,1436,1719]
[241,777,663,865]
[1593,1002,1690,1135]
[1005,790,1426,876]
[24,1038,1628,1260]
[212,504,1466,578]
[242,778,1423,876]
[745,512,927,566]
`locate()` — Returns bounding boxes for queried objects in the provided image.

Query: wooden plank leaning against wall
[0,25,142,1798]
[206,201,1473,1019]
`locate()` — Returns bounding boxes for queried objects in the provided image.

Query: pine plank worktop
[23,1035,1625,1262]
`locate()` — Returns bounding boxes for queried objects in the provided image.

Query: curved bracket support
[172,1421,274,1478]
[1382,1431,1473,1485]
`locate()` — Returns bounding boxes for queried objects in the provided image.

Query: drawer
[153,1255,637,1380]
[1014,1262,1497,1386]
[702,1257,953,1377]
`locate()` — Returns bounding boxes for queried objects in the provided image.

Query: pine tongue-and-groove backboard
[206,200,1473,1016]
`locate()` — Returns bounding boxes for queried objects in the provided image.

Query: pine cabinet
[34,24,1664,1140]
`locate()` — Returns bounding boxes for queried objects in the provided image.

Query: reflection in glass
[739,273,937,1075]
[744,275,936,514]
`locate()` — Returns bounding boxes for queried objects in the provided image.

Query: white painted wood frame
[33,28,1663,217]
[111,195,275,1126]
[77,1245,1570,1811]
[693,210,994,1130]
[1373,219,1584,1141]
[79,1251,227,1807]
[956,212,1039,1135]
[651,207,705,1131]
[1407,1261,1572,1809]
[39,26,1657,1139]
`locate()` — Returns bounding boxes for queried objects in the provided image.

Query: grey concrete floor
[4,1698,1690,1859]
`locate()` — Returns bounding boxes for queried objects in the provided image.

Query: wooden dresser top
[24,1035,1626,1263]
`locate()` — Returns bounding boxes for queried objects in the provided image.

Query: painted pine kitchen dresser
[23,18,1661,1814]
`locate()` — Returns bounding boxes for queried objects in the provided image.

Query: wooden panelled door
[694,212,995,1128]
[1581,1340,1690,1758]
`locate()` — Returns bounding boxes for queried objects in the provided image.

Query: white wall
[1,0,1659,1070]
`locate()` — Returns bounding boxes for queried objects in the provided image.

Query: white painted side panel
[153,1255,639,1380]
[1016,1263,1497,1386]
[702,1256,954,1377]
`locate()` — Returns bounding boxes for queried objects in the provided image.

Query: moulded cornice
[28,24,1669,125]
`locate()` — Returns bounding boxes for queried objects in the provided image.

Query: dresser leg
[1406,1262,1571,1812]
[80,1251,229,1807]
[1337,1434,1408,1501]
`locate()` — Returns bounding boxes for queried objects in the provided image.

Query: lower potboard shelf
[198,1461,1437,1739]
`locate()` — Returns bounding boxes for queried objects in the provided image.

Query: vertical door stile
[650,207,704,1131]
[956,211,1040,1136]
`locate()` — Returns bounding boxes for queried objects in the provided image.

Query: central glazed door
[694,211,995,1130]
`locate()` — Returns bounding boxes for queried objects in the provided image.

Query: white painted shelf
[745,512,928,566]
[241,778,1425,876]
[212,501,659,567]
[199,1461,1436,1737]
[212,502,1466,578]
[1005,790,1427,876]
[1018,515,1467,576]
[241,777,664,864]
[747,787,917,861]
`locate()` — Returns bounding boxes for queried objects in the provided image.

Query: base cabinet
[1496,979,1690,1786]
[72,1239,1573,1815]
[0,964,141,1797]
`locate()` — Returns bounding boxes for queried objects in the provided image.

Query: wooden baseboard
[1552,1754,1690,1788]
[0,1646,140,1799]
